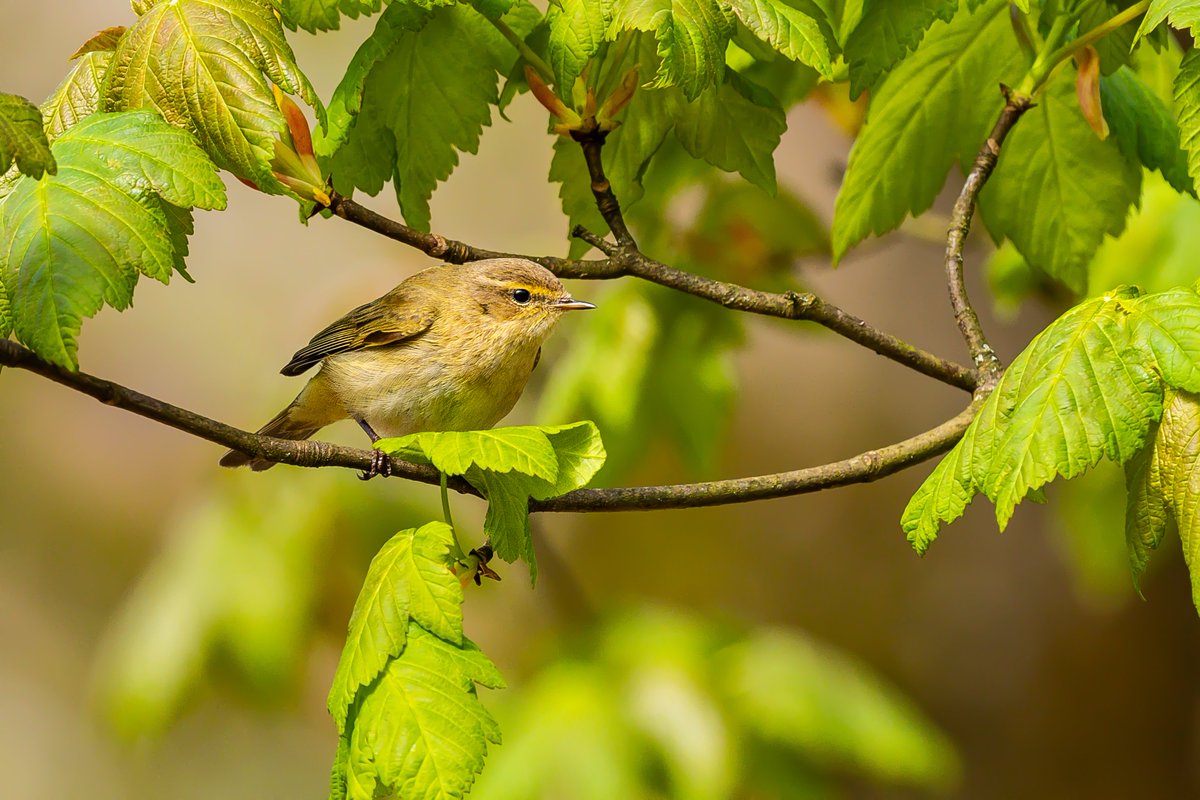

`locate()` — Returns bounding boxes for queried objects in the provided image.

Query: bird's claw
[358,450,392,481]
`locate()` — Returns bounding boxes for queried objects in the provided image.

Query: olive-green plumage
[220,258,593,470]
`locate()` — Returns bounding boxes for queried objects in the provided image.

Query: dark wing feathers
[280,294,436,376]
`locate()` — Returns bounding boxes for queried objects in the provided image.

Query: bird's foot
[358,449,392,481]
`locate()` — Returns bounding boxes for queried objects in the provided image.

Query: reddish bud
[1075,46,1108,140]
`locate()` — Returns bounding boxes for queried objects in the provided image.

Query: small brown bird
[220,258,594,472]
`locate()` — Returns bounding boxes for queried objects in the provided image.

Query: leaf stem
[488,14,555,85]
[1021,0,1150,94]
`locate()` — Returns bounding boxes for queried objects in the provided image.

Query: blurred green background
[3,3,1200,798]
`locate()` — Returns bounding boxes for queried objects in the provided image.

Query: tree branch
[324,194,977,392]
[945,84,1033,386]
[571,126,637,248]
[0,339,976,511]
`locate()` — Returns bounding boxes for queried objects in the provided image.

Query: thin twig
[571,126,636,248]
[945,84,1033,387]
[0,339,976,512]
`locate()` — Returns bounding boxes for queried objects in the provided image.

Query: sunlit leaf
[0,111,225,368]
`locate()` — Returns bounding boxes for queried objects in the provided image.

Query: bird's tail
[219,402,322,471]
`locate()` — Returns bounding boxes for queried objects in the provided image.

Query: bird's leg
[355,418,391,480]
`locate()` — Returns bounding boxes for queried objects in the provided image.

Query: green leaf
[378,423,606,574]
[673,71,785,191]
[322,3,517,230]
[327,522,462,732]
[1173,49,1200,191]
[341,624,503,800]
[282,0,383,32]
[1128,287,1200,393]
[1123,389,1200,613]
[843,0,957,99]
[41,50,113,141]
[831,0,1025,260]
[722,0,833,77]
[978,78,1142,293]
[1101,66,1194,196]
[105,0,319,195]
[609,0,734,100]
[547,0,613,88]
[0,110,225,368]
[0,93,55,179]
[902,288,1164,552]
[1135,0,1200,43]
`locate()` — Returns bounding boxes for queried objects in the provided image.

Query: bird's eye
[511,288,532,305]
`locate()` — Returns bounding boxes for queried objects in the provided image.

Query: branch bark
[945,85,1034,386]
[324,195,977,391]
[0,339,975,512]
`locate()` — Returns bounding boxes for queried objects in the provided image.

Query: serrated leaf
[1135,0,1200,43]
[843,0,956,99]
[673,71,785,191]
[41,51,112,141]
[978,78,1141,293]
[0,93,55,179]
[378,423,605,575]
[1174,48,1200,190]
[547,0,613,88]
[1102,66,1194,196]
[327,522,463,732]
[610,0,734,99]
[902,289,1164,550]
[341,624,502,800]
[105,0,319,196]
[282,0,382,33]
[1123,389,1200,613]
[831,0,1024,260]
[1129,287,1200,392]
[723,0,832,77]
[322,2,516,230]
[0,111,224,368]
[0,276,11,338]
[383,427,561,482]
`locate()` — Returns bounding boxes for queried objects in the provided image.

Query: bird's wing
[279,292,437,377]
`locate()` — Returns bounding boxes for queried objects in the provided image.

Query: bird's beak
[555,297,596,311]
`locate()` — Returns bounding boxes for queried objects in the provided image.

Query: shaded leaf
[1102,66,1194,196]
[546,0,613,88]
[673,71,785,192]
[1173,48,1200,190]
[843,0,957,99]
[1124,389,1200,613]
[321,3,521,230]
[978,78,1141,293]
[282,0,383,32]
[0,93,54,179]
[832,0,1024,260]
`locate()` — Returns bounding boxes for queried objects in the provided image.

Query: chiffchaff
[220,258,594,472]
